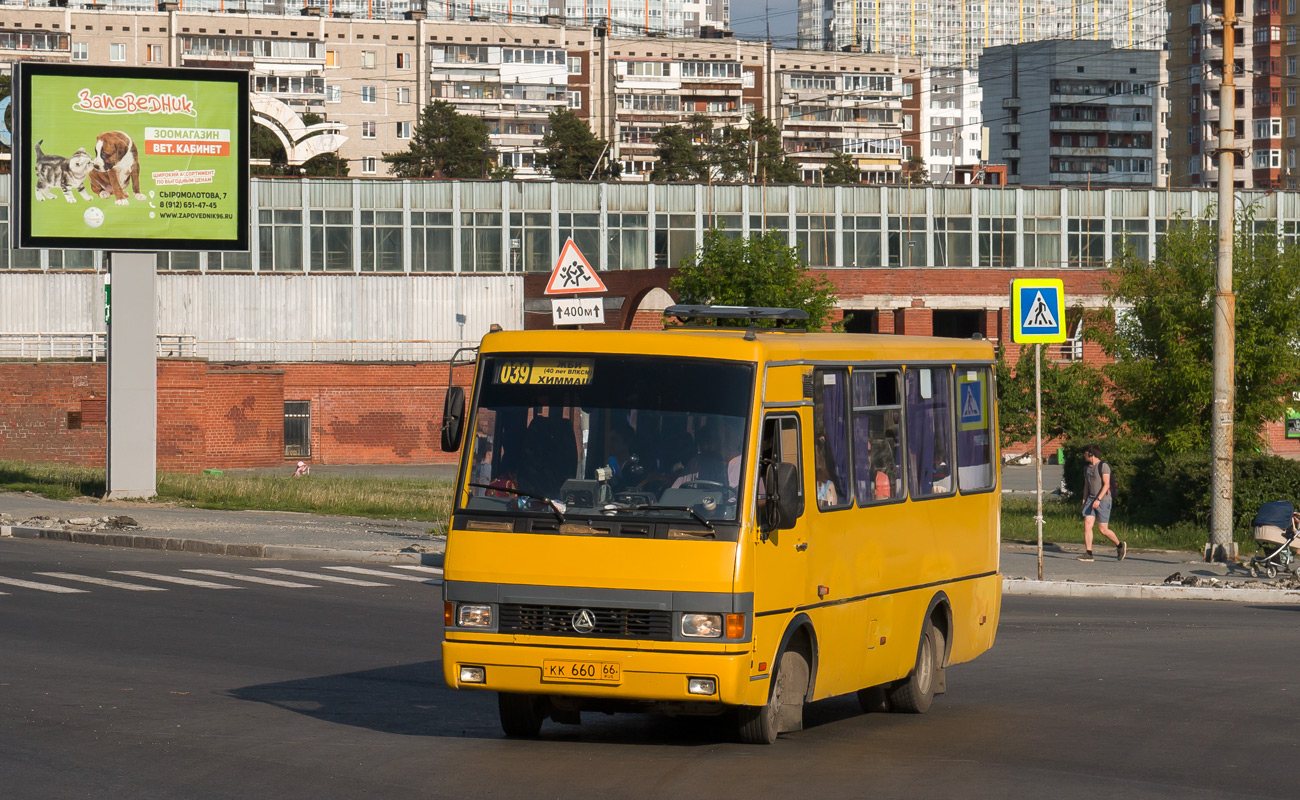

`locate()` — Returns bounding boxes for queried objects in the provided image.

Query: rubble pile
[0,513,140,531]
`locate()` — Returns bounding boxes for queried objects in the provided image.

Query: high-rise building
[798,0,1166,70]
[980,40,1168,187]
[1164,0,1300,190]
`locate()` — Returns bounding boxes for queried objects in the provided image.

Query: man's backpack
[1101,461,1119,500]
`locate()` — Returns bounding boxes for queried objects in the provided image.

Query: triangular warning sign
[961,384,981,419]
[1023,291,1058,329]
[545,239,607,295]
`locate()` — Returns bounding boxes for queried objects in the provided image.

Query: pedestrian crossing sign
[958,374,986,431]
[1011,279,1067,343]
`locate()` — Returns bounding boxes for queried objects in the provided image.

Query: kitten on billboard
[10,63,250,253]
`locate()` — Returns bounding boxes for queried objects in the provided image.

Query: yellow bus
[439,306,1002,744]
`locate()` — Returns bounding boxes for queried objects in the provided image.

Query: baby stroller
[1248,500,1300,579]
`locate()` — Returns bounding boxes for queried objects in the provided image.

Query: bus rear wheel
[888,620,943,714]
[498,692,547,738]
[738,648,809,744]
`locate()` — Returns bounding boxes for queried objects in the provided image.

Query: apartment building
[1165,0,1300,190]
[980,40,1168,187]
[0,3,921,182]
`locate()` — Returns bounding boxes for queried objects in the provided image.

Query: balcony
[1004,148,1022,159]
[1001,123,1022,135]
[1002,97,1021,109]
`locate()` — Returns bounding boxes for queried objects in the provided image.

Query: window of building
[362,120,376,138]
[109,42,126,62]
[361,50,376,69]
[310,209,354,272]
[851,370,903,504]
[361,157,377,175]
[396,52,410,69]
[396,121,411,139]
[395,87,411,104]
[461,211,505,272]
[258,209,304,272]
[361,210,403,273]
[410,211,453,272]
[955,367,994,492]
[1290,88,1298,107]
[568,90,582,109]
[812,369,851,510]
[71,42,88,60]
[978,217,1015,267]
[843,216,880,267]
[326,49,339,67]
[567,56,582,75]
[146,44,163,63]
[361,85,376,103]
[905,367,954,498]
[284,402,311,458]
[326,84,341,103]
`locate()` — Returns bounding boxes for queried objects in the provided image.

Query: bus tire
[498,692,547,738]
[888,620,942,714]
[738,648,809,744]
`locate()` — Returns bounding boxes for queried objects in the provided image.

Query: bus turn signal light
[726,614,745,639]
[444,601,455,627]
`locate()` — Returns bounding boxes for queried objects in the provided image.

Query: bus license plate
[541,660,622,684]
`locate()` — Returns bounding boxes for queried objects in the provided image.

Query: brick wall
[0,363,107,465]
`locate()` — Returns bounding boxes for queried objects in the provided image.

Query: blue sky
[729,0,799,46]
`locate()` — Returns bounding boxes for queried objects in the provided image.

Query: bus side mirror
[441,386,466,453]
[761,461,802,532]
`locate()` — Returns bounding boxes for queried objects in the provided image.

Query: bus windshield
[462,355,755,523]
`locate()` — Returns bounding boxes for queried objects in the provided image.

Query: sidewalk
[3,491,1300,602]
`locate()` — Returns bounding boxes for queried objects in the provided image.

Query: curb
[1003,577,1300,604]
[1,525,443,566]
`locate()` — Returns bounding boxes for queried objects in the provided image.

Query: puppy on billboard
[90,130,147,206]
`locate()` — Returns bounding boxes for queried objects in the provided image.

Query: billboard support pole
[106,252,158,500]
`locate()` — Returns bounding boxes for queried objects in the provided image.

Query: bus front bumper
[443,639,755,706]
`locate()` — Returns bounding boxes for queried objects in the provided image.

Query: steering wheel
[679,480,737,505]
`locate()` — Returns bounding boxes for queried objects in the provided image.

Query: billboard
[11,63,249,252]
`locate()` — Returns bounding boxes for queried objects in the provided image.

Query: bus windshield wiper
[468,483,566,523]
[631,503,714,531]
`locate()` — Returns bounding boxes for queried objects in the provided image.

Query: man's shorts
[1082,495,1113,524]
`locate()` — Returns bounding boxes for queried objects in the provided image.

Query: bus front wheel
[738,649,809,744]
[498,692,547,738]
[888,620,943,714]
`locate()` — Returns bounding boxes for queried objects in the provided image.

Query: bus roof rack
[666,304,810,322]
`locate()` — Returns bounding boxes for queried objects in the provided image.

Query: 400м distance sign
[1011,279,1067,344]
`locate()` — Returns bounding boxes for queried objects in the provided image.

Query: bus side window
[905,367,955,498]
[852,370,903,504]
[761,415,804,516]
[955,366,995,492]
[812,368,851,510]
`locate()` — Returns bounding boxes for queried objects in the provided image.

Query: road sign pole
[1036,343,1043,582]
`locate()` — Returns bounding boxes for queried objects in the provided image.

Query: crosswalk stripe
[0,576,91,594]
[255,568,389,586]
[35,572,168,592]
[391,564,444,576]
[325,566,437,583]
[111,571,243,589]
[183,569,318,588]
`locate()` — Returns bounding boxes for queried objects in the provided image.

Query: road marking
[392,564,444,576]
[0,576,91,594]
[255,568,389,586]
[111,571,243,589]
[35,572,168,592]
[183,569,318,588]
[325,566,437,583]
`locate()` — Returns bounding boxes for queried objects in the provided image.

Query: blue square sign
[1011,279,1066,343]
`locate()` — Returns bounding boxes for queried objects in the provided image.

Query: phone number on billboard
[158,201,223,209]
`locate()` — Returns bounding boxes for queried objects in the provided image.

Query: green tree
[995,344,1111,450]
[382,100,496,179]
[651,118,710,182]
[748,115,799,184]
[670,228,838,331]
[1093,215,1300,453]
[903,154,929,185]
[538,108,617,180]
[820,150,862,185]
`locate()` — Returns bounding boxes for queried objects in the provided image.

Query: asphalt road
[2,537,1296,799]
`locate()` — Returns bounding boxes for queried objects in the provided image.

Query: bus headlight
[457,604,494,628]
[681,613,723,638]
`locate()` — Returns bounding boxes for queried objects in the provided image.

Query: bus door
[752,412,809,652]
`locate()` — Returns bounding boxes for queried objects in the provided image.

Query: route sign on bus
[545,239,607,295]
[1010,279,1067,344]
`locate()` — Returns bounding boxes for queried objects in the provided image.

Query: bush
[1062,441,1300,547]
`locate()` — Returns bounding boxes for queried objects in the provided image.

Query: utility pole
[1210,0,1238,562]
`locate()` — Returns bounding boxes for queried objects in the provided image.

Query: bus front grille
[498,603,673,641]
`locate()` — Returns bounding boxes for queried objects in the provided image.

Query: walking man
[1080,444,1126,562]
